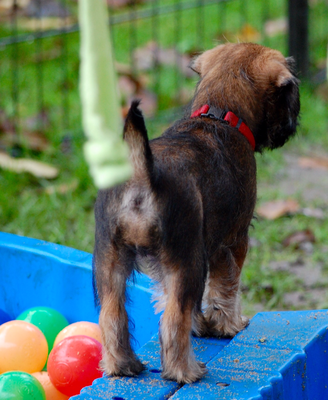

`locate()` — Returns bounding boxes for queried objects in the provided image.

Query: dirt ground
[278,152,328,203]
[256,147,328,312]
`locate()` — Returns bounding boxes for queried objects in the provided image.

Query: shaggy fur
[93,43,300,383]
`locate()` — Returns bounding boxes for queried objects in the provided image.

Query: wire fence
[0,0,327,153]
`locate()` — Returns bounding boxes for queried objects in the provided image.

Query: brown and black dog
[93,43,300,384]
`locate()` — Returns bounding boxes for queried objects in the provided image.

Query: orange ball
[32,371,69,400]
[0,320,48,374]
[54,321,102,347]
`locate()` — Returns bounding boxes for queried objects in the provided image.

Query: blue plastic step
[74,310,328,400]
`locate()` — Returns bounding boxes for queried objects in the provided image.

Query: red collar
[191,104,255,151]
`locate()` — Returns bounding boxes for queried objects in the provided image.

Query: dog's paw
[162,361,207,384]
[206,311,249,338]
[101,354,145,377]
[192,311,211,337]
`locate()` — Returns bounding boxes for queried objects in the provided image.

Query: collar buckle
[201,106,227,122]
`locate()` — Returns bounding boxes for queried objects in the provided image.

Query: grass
[0,0,328,315]
[242,82,328,314]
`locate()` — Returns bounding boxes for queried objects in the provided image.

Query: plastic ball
[0,309,11,325]
[0,320,48,373]
[17,306,69,354]
[54,321,102,347]
[0,371,46,400]
[48,335,102,397]
[32,372,69,400]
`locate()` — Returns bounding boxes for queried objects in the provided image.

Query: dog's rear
[93,102,157,377]
[94,100,208,382]
[94,42,300,384]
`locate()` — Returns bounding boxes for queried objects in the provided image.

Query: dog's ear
[266,59,298,88]
[263,60,300,150]
[189,54,202,75]
[276,70,296,87]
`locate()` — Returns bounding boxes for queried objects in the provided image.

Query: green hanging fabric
[79,0,132,188]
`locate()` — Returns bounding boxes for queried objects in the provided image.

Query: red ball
[47,335,102,397]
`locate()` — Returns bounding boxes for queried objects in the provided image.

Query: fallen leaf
[0,108,14,133]
[282,229,315,248]
[23,131,49,151]
[106,0,134,8]
[45,179,78,194]
[19,16,75,31]
[301,207,325,219]
[0,152,58,179]
[119,75,137,100]
[133,41,193,78]
[134,89,157,117]
[238,24,261,42]
[264,18,287,37]
[121,90,157,118]
[257,199,300,220]
[106,0,149,9]
[25,110,50,132]
[0,0,30,10]
[298,156,328,170]
[0,130,49,152]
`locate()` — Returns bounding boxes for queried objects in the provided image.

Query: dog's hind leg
[204,240,249,337]
[160,256,207,383]
[94,242,145,377]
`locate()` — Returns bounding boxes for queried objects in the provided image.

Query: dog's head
[190,43,300,152]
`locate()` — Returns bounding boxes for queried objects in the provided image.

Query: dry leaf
[25,109,50,131]
[119,75,137,100]
[298,156,328,170]
[282,229,316,248]
[107,0,138,8]
[257,199,300,220]
[301,207,325,219]
[133,41,193,78]
[134,89,157,118]
[0,108,14,133]
[0,131,49,152]
[0,109,49,152]
[45,179,78,194]
[264,18,287,37]
[19,17,74,31]
[238,24,261,42]
[0,0,30,10]
[0,152,58,179]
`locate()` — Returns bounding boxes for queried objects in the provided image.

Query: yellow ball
[54,321,102,347]
[0,320,48,373]
[32,371,69,400]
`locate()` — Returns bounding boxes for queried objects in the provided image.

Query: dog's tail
[123,100,154,183]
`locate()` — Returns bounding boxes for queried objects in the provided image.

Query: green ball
[17,306,69,354]
[0,371,46,400]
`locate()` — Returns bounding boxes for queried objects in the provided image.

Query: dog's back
[93,42,300,384]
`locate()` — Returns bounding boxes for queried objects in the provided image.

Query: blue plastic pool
[1,231,328,399]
